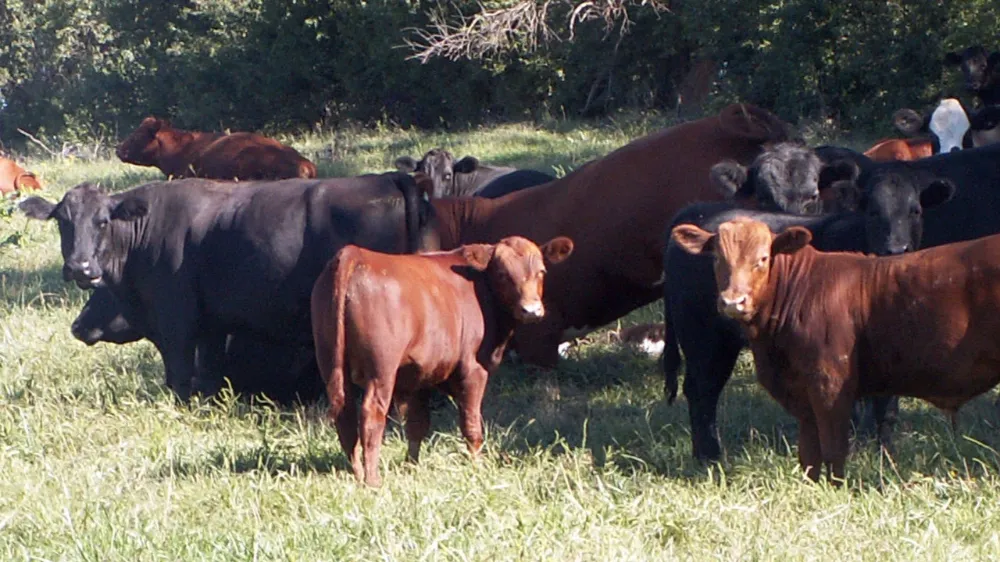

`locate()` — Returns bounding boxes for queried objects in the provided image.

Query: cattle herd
[9,43,1000,485]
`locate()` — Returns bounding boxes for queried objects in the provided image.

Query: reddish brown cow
[862,137,934,162]
[428,103,798,367]
[311,235,574,486]
[116,117,317,180]
[0,157,42,196]
[672,217,1000,482]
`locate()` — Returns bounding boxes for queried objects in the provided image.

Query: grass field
[3,115,1000,561]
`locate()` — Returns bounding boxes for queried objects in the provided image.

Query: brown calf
[862,137,934,162]
[311,235,574,486]
[672,218,1000,482]
[116,117,317,180]
[0,157,42,196]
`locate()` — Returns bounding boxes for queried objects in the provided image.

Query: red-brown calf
[310,235,574,486]
[0,157,41,196]
[116,117,317,180]
[672,218,1000,482]
[862,137,934,162]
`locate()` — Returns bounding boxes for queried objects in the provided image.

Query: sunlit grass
[2,116,999,561]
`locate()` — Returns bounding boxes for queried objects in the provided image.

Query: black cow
[944,45,1000,106]
[394,148,526,198]
[710,142,859,214]
[474,169,556,199]
[663,143,1000,462]
[21,173,433,400]
[71,287,323,404]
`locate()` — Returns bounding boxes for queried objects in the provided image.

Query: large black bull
[21,173,434,399]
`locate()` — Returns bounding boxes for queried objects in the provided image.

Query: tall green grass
[2,116,999,561]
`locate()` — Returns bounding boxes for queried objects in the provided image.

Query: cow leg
[193,330,227,397]
[683,330,743,462]
[451,364,489,458]
[359,379,394,487]
[873,396,899,454]
[159,336,196,402]
[402,390,432,463]
[796,415,823,482]
[809,380,854,484]
[330,382,363,482]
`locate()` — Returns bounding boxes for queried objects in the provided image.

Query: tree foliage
[0,0,995,148]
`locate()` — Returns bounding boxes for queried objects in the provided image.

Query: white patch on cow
[929,98,970,153]
[637,338,666,357]
[558,342,572,358]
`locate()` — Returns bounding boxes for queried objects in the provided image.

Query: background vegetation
[0,0,997,150]
[3,123,1000,560]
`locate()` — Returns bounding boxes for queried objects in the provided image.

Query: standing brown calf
[311,235,574,486]
[116,116,317,180]
[672,218,1000,482]
[0,157,41,196]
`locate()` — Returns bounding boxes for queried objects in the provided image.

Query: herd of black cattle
[11,43,1000,483]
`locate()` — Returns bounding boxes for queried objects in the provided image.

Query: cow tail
[395,173,423,254]
[312,250,357,419]
[662,298,682,405]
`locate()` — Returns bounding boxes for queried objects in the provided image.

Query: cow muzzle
[70,320,101,346]
[718,293,753,320]
[516,300,545,323]
[65,261,104,289]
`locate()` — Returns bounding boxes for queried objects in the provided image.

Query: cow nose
[520,301,544,319]
[886,244,909,255]
[719,294,749,316]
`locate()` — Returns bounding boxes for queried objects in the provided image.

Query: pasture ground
[2,115,1000,561]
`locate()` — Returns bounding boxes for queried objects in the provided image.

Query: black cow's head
[393,148,481,198]
[945,46,1000,98]
[19,183,148,289]
[71,287,143,346]
[858,169,955,255]
[117,116,168,165]
[711,142,859,214]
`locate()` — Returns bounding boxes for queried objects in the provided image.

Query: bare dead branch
[403,0,670,63]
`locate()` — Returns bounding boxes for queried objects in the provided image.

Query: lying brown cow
[429,104,830,367]
[116,117,317,180]
[672,217,1000,482]
[311,235,574,486]
[862,137,934,162]
[0,157,42,196]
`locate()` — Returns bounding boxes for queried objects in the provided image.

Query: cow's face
[672,219,812,322]
[417,149,456,198]
[19,183,148,288]
[711,143,857,215]
[71,288,143,345]
[945,46,1000,93]
[116,117,166,165]
[462,235,574,323]
[860,171,954,256]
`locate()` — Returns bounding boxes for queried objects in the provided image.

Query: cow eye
[756,255,769,268]
[97,219,109,229]
[910,206,921,217]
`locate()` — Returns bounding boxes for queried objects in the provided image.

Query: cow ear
[671,224,716,255]
[19,196,57,220]
[453,156,479,174]
[771,226,812,255]
[540,236,574,265]
[394,156,417,173]
[111,198,148,221]
[920,179,955,209]
[892,108,925,136]
[462,244,495,271]
[710,161,748,197]
[818,159,860,192]
[943,52,962,66]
